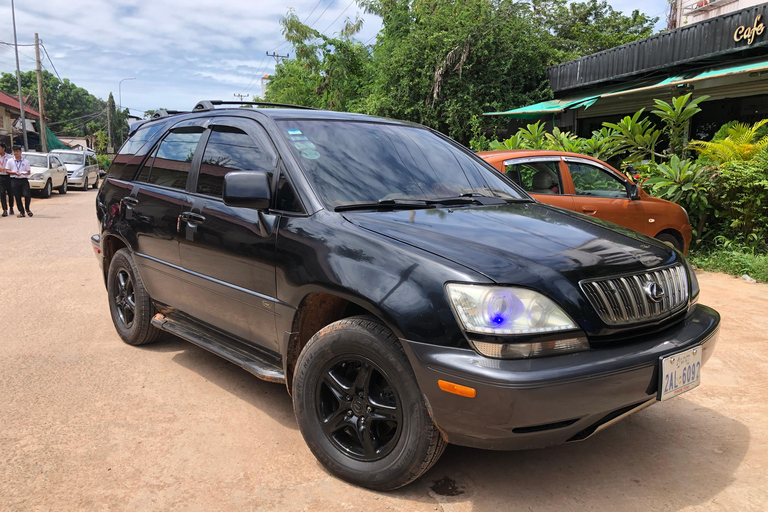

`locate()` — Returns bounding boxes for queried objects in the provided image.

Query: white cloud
[0,0,379,114]
[0,0,667,115]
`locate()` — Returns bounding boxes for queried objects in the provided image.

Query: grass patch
[690,248,768,283]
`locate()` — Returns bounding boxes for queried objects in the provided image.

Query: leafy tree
[264,9,373,111]
[528,0,658,60]
[0,70,129,149]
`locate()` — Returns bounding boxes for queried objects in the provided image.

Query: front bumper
[401,304,720,450]
[28,179,45,190]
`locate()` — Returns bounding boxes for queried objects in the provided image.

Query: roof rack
[151,109,188,119]
[192,100,316,112]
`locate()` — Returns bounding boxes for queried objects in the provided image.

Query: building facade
[488,2,768,142]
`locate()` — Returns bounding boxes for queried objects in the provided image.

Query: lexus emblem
[643,280,665,302]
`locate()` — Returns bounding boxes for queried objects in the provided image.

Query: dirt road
[1,190,766,511]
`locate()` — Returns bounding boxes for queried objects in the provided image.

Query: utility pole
[233,93,249,101]
[11,0,28,150]
[107,94,114,156]
[35,33,47,152]
[266,51,289,67]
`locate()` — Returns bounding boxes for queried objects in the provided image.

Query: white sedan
[24,152,68,198]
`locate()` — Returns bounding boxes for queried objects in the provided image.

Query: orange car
[478,150,692,254]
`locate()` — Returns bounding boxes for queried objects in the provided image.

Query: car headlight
[31,173,43,180]
[74,170,84,177]
[446,283,589,359]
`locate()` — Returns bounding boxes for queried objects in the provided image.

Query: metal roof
[548,2,768,93]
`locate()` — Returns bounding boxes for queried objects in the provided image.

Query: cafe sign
[734,15,765,45]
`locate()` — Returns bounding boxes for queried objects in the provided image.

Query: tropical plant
[643,155,713,239]
[603,110,663,162]
[651,93,708,156]
[710,150,768,239]
[689,119,768,164]
[489,132,527,150]
[545,127,585,153]
[581,127,624,161]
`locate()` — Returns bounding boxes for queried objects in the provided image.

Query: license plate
[659,346,702,401]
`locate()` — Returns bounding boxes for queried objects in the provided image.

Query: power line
[46,106,108,126]
[321,0,356,34]
[40,43,62,82]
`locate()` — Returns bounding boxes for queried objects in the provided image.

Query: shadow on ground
[139,333,297,430]
[392,399,750,511]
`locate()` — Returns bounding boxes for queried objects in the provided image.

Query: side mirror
[628,183,641,200]
[223,171,271,209]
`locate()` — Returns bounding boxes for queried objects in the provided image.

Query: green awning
[483,96,600,119]
[487,57,768,119]
[600,57,768,99]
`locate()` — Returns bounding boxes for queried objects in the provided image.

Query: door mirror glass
[628,183,640,200]
[223,171,271,209]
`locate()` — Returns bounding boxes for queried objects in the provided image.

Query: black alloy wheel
[114,269,136,329]
[107,248,161,346]
[316,356,402,462]
[293,316,446,490]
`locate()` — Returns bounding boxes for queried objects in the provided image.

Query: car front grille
[580,264,689,326]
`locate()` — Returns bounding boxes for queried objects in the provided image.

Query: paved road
[1,190,766,511]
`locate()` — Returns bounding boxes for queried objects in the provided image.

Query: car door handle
[180,212,206,224]
[122,197,139,206]
[581,205,597,214]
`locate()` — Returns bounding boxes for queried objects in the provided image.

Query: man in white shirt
[0,142,15,217]
[6,146,33,217]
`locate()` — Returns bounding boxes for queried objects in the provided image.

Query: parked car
[478,150,692,254]
[52,148,100,191]
[93,102,719,491]
[24,152,68,198]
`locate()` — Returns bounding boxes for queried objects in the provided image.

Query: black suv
[93,101,720,490]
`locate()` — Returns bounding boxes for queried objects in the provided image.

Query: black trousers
[0,175,14,211]
[11,178,31,213]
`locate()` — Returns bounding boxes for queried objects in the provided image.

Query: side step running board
[151,313,285,384]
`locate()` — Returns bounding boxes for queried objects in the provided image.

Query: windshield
[23,154,48,167]
[55,153,84,165]
[277,120,526,208]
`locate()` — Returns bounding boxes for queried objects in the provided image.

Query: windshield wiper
[425,193,508,206]
[334,199,435,212]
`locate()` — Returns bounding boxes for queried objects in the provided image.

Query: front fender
[274,211,489,350]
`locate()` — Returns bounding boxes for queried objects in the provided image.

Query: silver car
[52,149,100,191]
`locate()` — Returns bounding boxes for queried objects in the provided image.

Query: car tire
[293,315,446,491]
[58,179,67,194]
[82,177,89,191]
[656,233,683,253]
[41,179,52,198]
[92,177,99,189]
[107,248,162,346]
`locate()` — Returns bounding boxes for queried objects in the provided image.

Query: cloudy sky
[0,0,669,120]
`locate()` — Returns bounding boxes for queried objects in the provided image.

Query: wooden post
[35,33,47,152]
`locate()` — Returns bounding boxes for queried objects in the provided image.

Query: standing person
[0,143,14,217]
[6,146,33,217]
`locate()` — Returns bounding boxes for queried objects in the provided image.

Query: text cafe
[487,2,768,141]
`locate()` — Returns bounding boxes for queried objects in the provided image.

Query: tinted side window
[505,161,563,195]
[144,129,203,189]
[197,125,276,197]
[568,163,627,198]
[109,123,167,181]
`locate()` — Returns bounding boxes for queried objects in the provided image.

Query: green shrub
[710,150,768,240]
